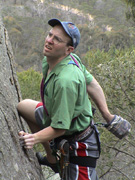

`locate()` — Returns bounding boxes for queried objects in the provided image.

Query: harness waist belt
[69,156,97,168]
[62,125,93,142]
[73,126,93,142]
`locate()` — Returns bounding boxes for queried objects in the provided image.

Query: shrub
[17,68,42,100]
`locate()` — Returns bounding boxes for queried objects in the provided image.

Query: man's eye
[48,32,52,37]
[55,36,62,42]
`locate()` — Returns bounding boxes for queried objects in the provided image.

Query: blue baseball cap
[48,18,80,49]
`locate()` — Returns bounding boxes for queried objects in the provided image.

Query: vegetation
[85,47,135,179]
[1,0,135,71]
[123,0,135,23]
[17,69,42,100]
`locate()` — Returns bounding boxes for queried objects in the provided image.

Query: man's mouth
[45,44,52,50]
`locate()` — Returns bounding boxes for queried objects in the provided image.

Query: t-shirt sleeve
[50,77,77,130]
[81,64,93,84]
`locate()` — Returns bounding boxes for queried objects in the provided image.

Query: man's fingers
[24,145,33,149]
[18,131,28,137]
[24,141,34,149]
[18,131,25,136]
[19,133,35,149]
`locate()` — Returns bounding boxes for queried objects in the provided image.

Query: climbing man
[17,18,131,180]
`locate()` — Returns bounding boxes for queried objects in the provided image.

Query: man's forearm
[34,126,66,144]
[87,77,114,123]
[19,126,65,149]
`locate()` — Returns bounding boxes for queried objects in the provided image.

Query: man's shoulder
[71,53,82,64]
[55,63,84,88]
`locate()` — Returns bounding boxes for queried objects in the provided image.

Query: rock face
[0,17,44,180]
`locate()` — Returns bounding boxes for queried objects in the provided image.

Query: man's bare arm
[87,77,114,123]
[19,127,65,149]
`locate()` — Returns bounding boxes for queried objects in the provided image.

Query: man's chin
[43,51,47,56]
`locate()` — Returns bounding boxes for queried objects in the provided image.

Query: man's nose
[46,36,54,44]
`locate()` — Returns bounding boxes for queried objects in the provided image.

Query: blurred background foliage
[17,68,42,100]
[1,0,135,72]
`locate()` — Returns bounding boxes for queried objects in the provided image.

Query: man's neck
[47,54,68,72]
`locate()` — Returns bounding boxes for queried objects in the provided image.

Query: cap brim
[48,19,62,27]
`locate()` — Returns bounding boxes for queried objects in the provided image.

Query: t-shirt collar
[43,55,71,77]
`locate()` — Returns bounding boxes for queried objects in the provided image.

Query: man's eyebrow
[48,30,64,42]
[53,34,63,41]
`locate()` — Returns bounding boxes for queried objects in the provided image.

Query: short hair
[67,37,73,47]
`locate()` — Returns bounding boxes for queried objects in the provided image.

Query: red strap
[36,102,43,109]
[40,78,49,116]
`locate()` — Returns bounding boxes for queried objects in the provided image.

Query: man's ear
[66,46,74,55]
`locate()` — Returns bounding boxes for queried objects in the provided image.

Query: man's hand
[19,131,36,149]
[105,115,131,139]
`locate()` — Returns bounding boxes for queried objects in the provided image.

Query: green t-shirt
[71,53,93,84]
[42,54,93,135]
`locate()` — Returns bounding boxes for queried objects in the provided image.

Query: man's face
[43,25,71,59]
